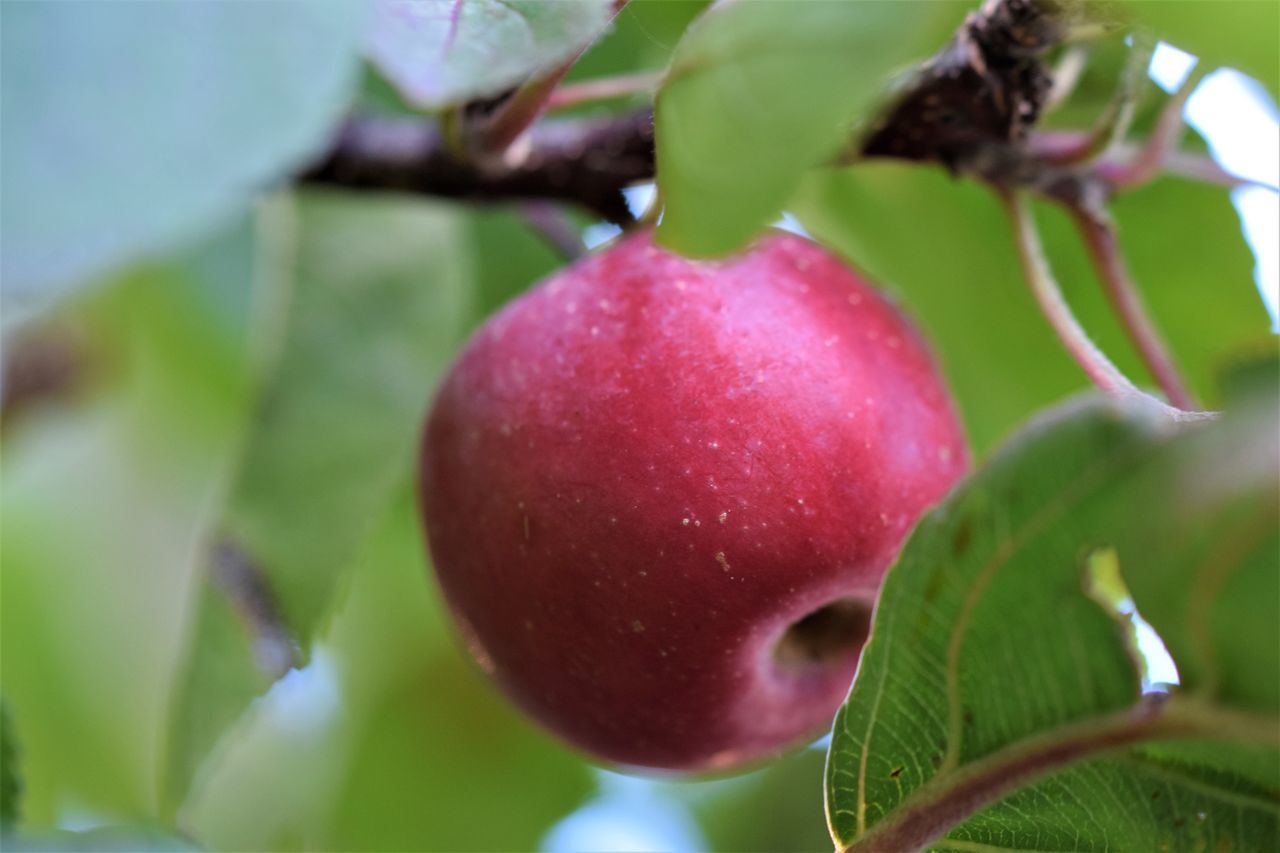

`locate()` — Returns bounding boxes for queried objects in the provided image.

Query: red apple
[419,229,968,771]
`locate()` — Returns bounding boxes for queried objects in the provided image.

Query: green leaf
[0,827,199,852]
[163,191,474,810]
[825,396,1279,851]
[365,0,615,109]
[791,163,1269,453]
[1112,395,1280,715]
[690,747,835,853]
[0,229,257,824]
[0,0,363,322]
[654,0,964,257]
[935,750,1279,852]
[564,0,711,91]
[1128,0,1279,95]
[0,700,20,830]
[220,192,472,638]
[183,492,593,850]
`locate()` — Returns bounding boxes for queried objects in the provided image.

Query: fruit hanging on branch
[419,229,969,770]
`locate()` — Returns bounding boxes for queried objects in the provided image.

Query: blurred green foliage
[792,165,1269,453]
[1,699,19,829]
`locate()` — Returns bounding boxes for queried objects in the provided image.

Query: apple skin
[419,229,968,771]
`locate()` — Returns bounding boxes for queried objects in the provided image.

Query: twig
[1028,131,1279,192]
[1156,150,1279,192]
[475,58,579,158]
[468,0,633,158]
[302,109,655,225]
[519,202,586,260]
[999,190,1139,398]
[1038,36,1153,166]
[1042,46,1088,114]
[1070,204,1198,404]
[548,71,663,111]
[1106,64,1203,189]
[1069,207,1196,409]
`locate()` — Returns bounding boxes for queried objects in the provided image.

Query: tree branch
[301,109,655,225]
[859,0,1072,170]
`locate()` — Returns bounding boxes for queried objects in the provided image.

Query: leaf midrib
[843,698,1279,853]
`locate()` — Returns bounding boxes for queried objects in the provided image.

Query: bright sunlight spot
[541,770,706,853]
[1150,43,1280,329]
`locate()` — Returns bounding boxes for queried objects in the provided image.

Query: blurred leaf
[791,163,1269,453]
[1,700,20,829]
[1129,0,1279,95]
[365,0,615,109]
[0,225,257,825]
[162,579,275,822]
[826,396,1279,851]
[1112,395,1280,715]
[1216,339,1280,405]
[0,1,364,324]
[469,207,581,319]
[221,192,472,638]
[689,747,833,852]
[564,0,710,89]
[325,494,594,851]
[164,192,473,811]
[184,492,593,851]
[0,827,199,852]
[654,0,964,257]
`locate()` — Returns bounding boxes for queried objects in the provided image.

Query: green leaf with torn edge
[826,393,1279,851]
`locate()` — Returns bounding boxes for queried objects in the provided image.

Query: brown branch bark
[301,109,654,225]
[860,0,1069,170]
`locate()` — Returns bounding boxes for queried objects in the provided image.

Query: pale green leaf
[163,192,474,809]
[366,0,614,109]
[0,1,364,322]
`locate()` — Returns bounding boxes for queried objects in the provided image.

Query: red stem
[1106,67,1202,190]
[1070,208,1197,409]
[999,191,1140,398]
[547,71,662,111]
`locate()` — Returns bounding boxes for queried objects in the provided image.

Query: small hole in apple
[775,599,873,668]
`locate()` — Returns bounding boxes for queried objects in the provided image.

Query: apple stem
[548,71,663,112]
[999,190,1207,421]
[1068,206,1197,410]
